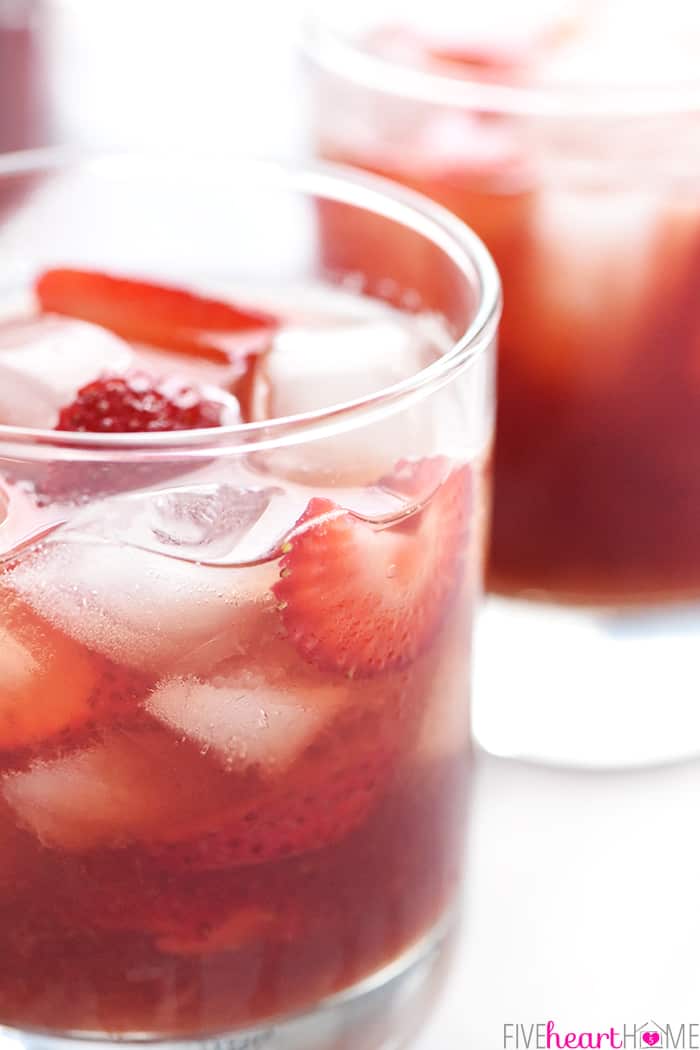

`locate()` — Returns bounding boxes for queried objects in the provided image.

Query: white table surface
[19,1,700,1044]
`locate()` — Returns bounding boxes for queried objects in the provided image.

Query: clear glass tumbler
[0,151,498,1050]
[304,5,700,767]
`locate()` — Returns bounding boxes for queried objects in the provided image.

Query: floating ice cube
[0,364,58,429]
[0,316,134,427]
[258,318,438,419]
[147,668,347,774]
[67,481,302,565]
[2,730,232,851]
[7,478,308,674]
[251,317,445,484]
[7,534,280,675]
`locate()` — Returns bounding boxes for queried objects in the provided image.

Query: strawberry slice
[0,660,153,774]
[0,588,98,753]
[151,670,413,872]
[273,463,472,676]
[88,659,154,722]
[153,733,397,871]
[36,269,278,365]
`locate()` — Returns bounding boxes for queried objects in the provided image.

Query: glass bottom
[0,917,455,1050]
[474,595,700,768]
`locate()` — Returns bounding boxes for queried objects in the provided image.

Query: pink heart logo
[642,1035,660,1047]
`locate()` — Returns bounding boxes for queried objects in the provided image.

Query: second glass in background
[304,0,700,767]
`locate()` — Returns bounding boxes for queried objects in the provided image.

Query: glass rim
[0,146,500,462]
[301,11,700,119]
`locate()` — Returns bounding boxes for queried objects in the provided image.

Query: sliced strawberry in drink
[154,732,397,871]
[273,463,472,676]
[3,701,396,865]
[88,659,154,722]
[0,659,153,774]
[36,269,278,365]
[0,588,98,753]
[146,652,418,870]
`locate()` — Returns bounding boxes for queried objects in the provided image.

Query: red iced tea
[310,5,700,601]
[0,269,486,1036]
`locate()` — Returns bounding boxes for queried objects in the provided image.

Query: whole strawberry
[56,372,224,433]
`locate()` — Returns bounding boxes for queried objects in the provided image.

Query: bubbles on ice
[2,730,233,851]
[0,316,134,427]
[6,483,292,674]
[147,668,347,774]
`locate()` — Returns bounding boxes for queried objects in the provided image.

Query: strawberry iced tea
[0,157,497,1044]
[308,0,700,602]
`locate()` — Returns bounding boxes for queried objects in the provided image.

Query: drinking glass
[0,150,498,1050]
[304,4,700,766]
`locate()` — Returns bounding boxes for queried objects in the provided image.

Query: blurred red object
[0,0,44,153]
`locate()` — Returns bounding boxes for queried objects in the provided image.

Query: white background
[20,0,700,1045]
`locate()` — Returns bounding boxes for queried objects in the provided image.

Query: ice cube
[7,479,307,674]
[7,535,280,675]
[0,363,58,429]
[147,667,347,774]
[68,481,299,565]
[0,316,134,427]
[258,318,437,419]
[250,317,444,484]
[2,730,233,851]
